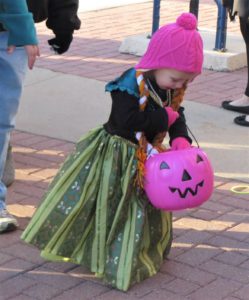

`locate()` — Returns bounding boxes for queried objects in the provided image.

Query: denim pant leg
[0,32,28,209]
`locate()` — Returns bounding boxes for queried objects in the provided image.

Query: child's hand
[165,107,179,128]
[171,137,191,150]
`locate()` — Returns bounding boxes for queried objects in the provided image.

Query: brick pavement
[1,1,249,299]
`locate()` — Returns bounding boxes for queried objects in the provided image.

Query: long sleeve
[105,68,192,145]
[0,0,37,46]
[110,90,169,133]
[46,0,81,34]
[169,107,192,144]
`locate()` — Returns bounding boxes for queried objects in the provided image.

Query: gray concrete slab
[183,101,249,183]
[16,68,249,183]
[17,68,111,142]
[78,0,150,12]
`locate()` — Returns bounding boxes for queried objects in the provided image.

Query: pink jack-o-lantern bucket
[144,147,214,211]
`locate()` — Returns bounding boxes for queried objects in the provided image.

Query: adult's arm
[46,0,81,33]
[0,0,37,46]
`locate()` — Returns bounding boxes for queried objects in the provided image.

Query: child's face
[154,68,197,90]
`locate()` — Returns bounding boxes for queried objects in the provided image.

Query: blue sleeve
[0,0,38,46]
[105,68,140,98]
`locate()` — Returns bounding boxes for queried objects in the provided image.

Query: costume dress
[21,68,191,291]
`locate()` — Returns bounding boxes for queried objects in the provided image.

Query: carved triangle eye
[160,161,170,170]
[197,154,204,163]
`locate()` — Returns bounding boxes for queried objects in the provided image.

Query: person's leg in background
[0,32,28,233]
[2,144,15,187]
[234,17,249,126]
[222,17,249,126]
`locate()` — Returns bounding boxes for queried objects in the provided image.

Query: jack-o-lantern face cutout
[144,147,214,211]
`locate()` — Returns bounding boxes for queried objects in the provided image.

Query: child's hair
[134,13,203,188]
[135,13,203,74]
[134,71,186,188]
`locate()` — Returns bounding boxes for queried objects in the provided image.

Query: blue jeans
[0,32,28,210]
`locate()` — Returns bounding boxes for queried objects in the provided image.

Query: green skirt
[21,127,172,291]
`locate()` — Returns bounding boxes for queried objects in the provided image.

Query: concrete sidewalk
[78,0,149,12]
[17,67,249,183]
[1,1,249,299]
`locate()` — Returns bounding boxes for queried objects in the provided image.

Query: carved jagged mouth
[169,180,204,198]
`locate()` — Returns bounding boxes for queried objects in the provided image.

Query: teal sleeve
[105,68,140,98]
[0,0,38,45]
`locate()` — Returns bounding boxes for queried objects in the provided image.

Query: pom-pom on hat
[135,13,204,74]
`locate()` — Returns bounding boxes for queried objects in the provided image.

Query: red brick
[23,283,62,300]
[93,289,135,300]
[1,242,44,264]
[174,244,222,267]
[29,150,66,164]
[32,139,68,151]
[214,251,248,266]
[140,290,186,300]
[161,260,216,286]
[216,209,249,224]
[30,168,59,180]
[0,252,14,265]
[10,182,46,199]
[11,132,38,143]
[174,217,231,232]
[207,235,249,252]
[19,196,41,207]
[13,136,50,148]
[16,171,43,184]
[239,259,249,270]
[7,203,35,219]
[189,278,241,300]
[224,297,245,300]
[127,272,174,298]
[0,258,34,282]
[43,261,77,273]
[201,200,234,214]
[9,295,34,300]
[173,230,213,247]
[234,283,249,299]
[167,245,186,259]
[0,276,35,299]
[53,282,110,300]
[51,143,75,154]
[33,180,51,190]
[6,191,27,204]
[0,2,247,300]
[222,222,249,241]
[24,266,83,289]
[163,278,200,296]
[199,259,249,284]
[190,209,222,221]
[0,230,21,247]
[14,162,42,176]
[14,152,57,169]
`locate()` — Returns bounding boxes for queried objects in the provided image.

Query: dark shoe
[0,208,18,233]
[234,115,249,127]
[2,145,15,187]
[222,101,249,114]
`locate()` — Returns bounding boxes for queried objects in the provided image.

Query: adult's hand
[7,45,40,69]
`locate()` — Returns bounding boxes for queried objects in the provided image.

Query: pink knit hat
[135,13,203,74]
